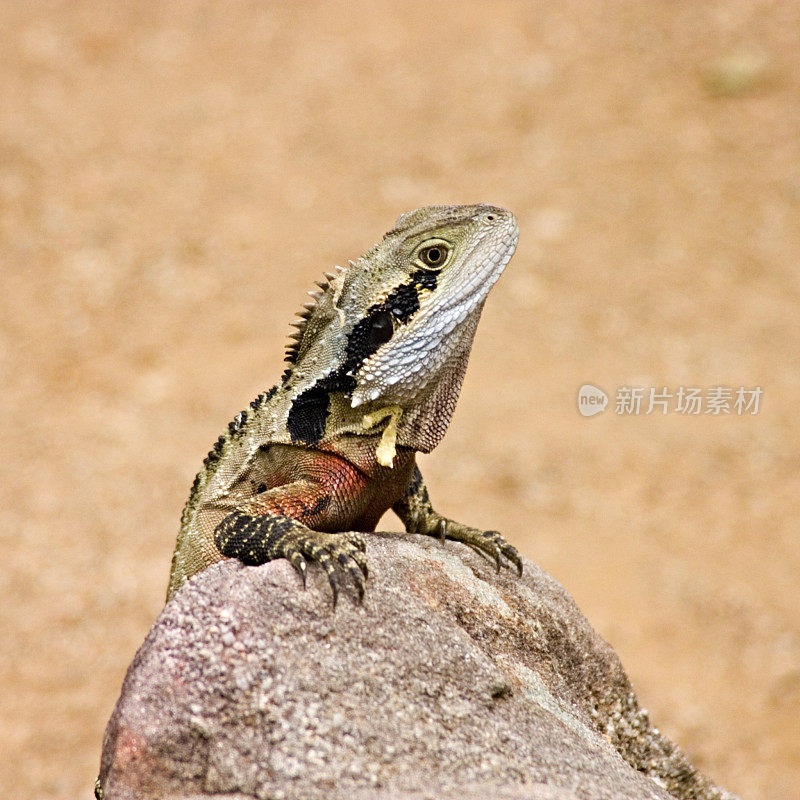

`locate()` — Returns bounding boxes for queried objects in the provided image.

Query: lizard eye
[419,244,449,269]
[368,310,394,347]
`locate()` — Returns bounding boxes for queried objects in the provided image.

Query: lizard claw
[417,514,522,575]
[505,543,523,576]
[330,574,340,608]
[296,531,369,605]
[339,552,366,602]
[213,512,370,601]
[482,530,523,575]
[482,530,504,572]
[288,551,308,588]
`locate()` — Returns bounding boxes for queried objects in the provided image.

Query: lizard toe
[292,532,370,605]
[339,552,366,601]
[341,531,367,552]
[350,548,369,579]
[501,541,523,575]
[483,530,523,574]
[308,544,340,607]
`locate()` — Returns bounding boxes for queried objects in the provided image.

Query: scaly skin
[166,204,521,604]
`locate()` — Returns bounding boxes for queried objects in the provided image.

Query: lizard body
[167,204,521,604]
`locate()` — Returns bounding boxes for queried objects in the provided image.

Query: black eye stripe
[385,283,419,322]
[288,269,439,444]
[413,268,438,290]
[368,310,394,347]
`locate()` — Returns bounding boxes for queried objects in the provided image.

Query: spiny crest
[283,265,348,365]
[201,385,278,468]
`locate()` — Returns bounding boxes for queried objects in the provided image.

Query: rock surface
[97,534,739,800]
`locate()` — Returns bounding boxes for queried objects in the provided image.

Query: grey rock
[97,534,739,800]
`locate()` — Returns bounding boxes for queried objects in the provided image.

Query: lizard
[166,203,522,606]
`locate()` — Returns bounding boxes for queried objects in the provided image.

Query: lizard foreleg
[214,479,369,605]
[393,466,522,574]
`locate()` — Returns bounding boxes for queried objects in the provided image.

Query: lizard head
[284,204,518,450]
[342,204,518,410]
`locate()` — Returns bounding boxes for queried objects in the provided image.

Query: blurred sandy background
[1,2,798,798]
